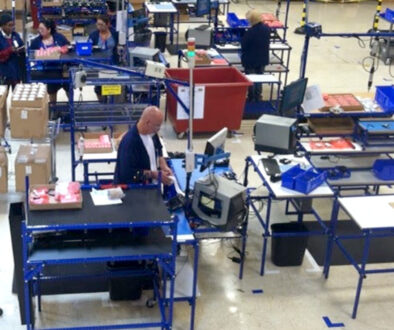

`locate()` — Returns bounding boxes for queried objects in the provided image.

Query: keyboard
[261,158,281,176]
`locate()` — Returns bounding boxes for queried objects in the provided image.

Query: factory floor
[1,1,394,329]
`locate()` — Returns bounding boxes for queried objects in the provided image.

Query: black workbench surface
[27,189,172,228]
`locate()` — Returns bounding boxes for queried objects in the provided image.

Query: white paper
[302,85,325,113]
[116,10,127,33]
[90,188,123,206]
[176,86,205,120]
[21,110,27,119]
[25,166,32,175]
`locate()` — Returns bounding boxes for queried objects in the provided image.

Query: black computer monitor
[200,127,228,172]
[196,0,211,17]
[280,78,308,117]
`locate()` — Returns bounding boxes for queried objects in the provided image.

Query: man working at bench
[114,106,173,185]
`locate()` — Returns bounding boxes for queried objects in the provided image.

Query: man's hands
[151,166,173,186]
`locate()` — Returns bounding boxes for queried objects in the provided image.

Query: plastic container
[385,8,394,23]
[154,31,167,53]
[76,41,92,56]
[373,159,394,180]
[165,67,252,133]
[271,222,308,266]
[281,165,327,194]
[375,85,394,113]
[226,12,249,28]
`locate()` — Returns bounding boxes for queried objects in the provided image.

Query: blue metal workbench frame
[243,155,335,276]
[22,182,178,330]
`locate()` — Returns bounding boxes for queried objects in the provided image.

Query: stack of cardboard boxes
[10,83,49,139]
[0,85,8,138]
[15,144,51,192]
[0,147,7,193]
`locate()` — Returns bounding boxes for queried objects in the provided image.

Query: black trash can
[134,28,152,47]
[271,222,308,266]
[154,31,167,53]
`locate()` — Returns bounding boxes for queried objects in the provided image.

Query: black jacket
[114,124,163,184]
[241,22,270,69]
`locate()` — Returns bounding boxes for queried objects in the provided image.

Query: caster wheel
[146,298,156,308]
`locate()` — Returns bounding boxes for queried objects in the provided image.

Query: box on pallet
[15,144,51,192]
[0,85,8,138]
[0,147,8,193]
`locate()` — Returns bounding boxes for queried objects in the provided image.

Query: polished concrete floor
[1,1,394,329]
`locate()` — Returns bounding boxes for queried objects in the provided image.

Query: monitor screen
[200,127,228,172]
[196,0,211,17]
[280,78,308,117]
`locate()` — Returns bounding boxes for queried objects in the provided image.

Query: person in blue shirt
[114,106,173,185]
[0,14,25,88]
[88,15,119,102]
[30,19,70,103]
[241,9,271,102]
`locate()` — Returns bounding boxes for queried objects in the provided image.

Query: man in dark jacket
[241,9,270,102]
[114,106,173,185]
[0,14,25,87]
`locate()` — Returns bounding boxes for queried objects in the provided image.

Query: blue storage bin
[385,8,394,23]
[375,85,394,113]
[281,165,326,194]
[281,165,304,190]
[227,12,240,28]
[373,159,394,180]
[294,169,327,194]
[76,41,93,56]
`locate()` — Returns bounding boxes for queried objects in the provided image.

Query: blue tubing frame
[22,178,178,329]
[244,156,335,276]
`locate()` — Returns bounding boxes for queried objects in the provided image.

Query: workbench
[244,154,334,276]
[22,187,178,330]
[324,195,394,318]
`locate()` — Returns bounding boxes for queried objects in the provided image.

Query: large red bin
[165,67,252,134]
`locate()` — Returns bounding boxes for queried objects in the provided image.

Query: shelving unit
[68,68,162,183]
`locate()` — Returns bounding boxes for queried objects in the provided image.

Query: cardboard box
[14,18,23,33]
[0,85,8,138]
[29,182,83,211]
[0,147,8,193]
[83,133,113,154]
[130,0,145,10]
[0,0,25,10]
[41,0,63,7]
[10,102,48,139]
[15,144,51,192]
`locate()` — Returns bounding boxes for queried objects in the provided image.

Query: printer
[192,174,247,231]
[254,114,297,154]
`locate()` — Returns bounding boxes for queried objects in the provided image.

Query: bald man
[114,106,173,185]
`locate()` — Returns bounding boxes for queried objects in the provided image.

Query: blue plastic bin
[385,9,394,22]
[373,159,394,180]
[375,85,394,113]
[294,169,327,194]
[281,165,304,190]
[226,12,249,28]
[281,165,326,194]
[76,41,92,56]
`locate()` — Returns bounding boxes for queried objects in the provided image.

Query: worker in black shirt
[241,9,270,102]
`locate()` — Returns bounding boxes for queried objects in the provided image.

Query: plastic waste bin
[133,28,152,47]
[154,31,167,53]
[270,222,308,266]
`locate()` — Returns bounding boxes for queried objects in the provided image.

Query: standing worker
[114,106,173,185]
[241,9,270,102]
[29,19,70,103]
[0,13,25,88]
[88,15,119,102]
